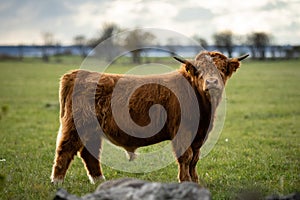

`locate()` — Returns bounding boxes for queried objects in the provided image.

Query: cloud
[173,7,215,22]
[0,0,299,45]
[259,0,288,11]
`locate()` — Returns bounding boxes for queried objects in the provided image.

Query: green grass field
[0,57,299,199]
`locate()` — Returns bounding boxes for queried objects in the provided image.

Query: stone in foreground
[53,178,211,200]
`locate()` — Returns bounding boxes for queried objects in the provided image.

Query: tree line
[39,23,299,62]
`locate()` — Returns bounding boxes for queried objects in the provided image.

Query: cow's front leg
[176,147,193,182]
[189,147,200,183]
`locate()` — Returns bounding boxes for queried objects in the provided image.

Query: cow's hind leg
[80,136,104,184]
[189,147,200,183]
[175,147,193,182]
[51,129,82,184]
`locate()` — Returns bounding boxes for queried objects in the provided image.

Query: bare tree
[123,29,156,64]
[53,41,63,63]
[89,23,119,47]
[213,30,234,57]
[247,32,271,60]
[41,32,54,62]
[193,35,208,54]
[18,44,24,60]
[74,35,87,58]
[89,23,120,61]
[193,36,208,49]
[43,32,54,45]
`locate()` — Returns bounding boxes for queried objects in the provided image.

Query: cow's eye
[221,67,227,74]
[197,70,204,77]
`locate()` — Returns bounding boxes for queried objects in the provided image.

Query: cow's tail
[59,73,73,119]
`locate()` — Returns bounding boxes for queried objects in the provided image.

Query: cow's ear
[227,54,249,75]
[228,58,241,74]
[185,62,197,76]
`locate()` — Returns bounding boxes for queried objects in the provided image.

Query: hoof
[89,175,106,184]
[126,151,137,161]
[51,178,64,185]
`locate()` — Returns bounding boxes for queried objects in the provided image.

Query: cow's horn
[173,56,187,64]
[237,54,249,61]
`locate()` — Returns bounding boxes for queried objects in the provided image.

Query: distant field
[0,57,299,199]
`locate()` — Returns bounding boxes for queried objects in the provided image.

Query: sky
[0,0,299,45]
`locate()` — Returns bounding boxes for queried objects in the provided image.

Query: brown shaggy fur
[51,51,247,184]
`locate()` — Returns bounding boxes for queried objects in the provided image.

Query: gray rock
[265,192,300,200]
[54,188,81,200]
[53,178,211,200]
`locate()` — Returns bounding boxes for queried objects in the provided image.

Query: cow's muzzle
[204,78,222,92]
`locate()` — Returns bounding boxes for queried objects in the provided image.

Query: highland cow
[51,51,248,184]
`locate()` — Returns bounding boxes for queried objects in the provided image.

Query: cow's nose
[205,78,218,87]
